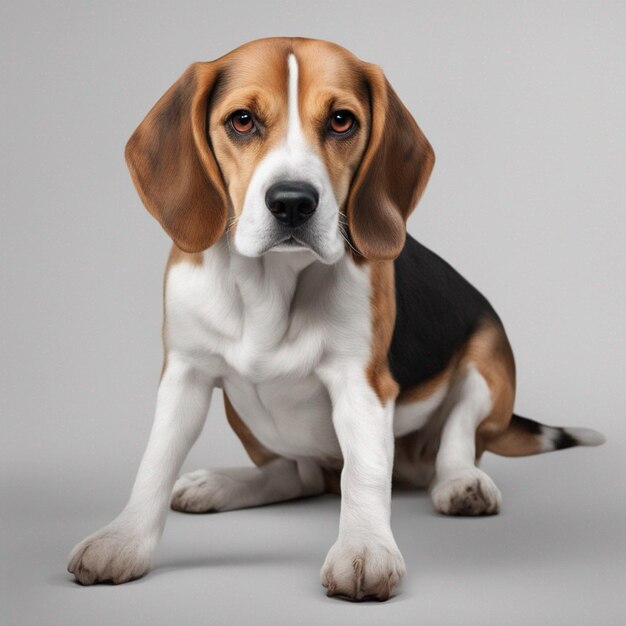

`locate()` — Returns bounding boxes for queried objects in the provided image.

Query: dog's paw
[321,537,406,601]
[67,522,155,585]
[171,469,236,513]
[431,468,502,516]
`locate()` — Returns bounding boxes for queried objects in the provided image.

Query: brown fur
[366,261,399,403]
[125,63,229,253]
[483,420,543,456]
[461,319,517,458]
[208,41,291,222]
[346,64,435,261]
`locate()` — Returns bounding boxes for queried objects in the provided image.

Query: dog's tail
[485,414,605,457]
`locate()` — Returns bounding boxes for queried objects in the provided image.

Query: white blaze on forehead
[287,54,305,147]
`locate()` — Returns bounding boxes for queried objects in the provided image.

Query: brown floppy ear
[347,64,435,260]
[125,62,228,252]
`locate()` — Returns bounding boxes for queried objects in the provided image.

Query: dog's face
[126,38,435,262]
[208,45,369,262]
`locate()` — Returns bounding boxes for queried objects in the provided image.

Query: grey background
[2,1,625,625]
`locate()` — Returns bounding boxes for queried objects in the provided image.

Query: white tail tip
[565,427,606,447]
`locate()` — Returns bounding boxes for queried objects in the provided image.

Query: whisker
[338,224,361,257]
[226,215,240,234]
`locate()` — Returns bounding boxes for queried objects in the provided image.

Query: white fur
[171,458,321,513]
[317,363,405,599]
[393,382,449,437]
[562,427,605,446]
[539,425,606,451]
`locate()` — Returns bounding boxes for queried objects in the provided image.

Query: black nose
[265,182,319,227]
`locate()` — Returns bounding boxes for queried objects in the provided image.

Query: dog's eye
[328,110,356,135]
[229,110,256,134]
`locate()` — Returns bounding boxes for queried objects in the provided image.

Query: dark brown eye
[329,110,355,135]
[230,110,255,134]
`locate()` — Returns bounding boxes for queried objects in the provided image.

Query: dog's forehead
[219,40,289,93]
[218,38,365,99]
[295,40,365,92]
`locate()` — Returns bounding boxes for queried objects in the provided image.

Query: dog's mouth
[270,235,311,252]
[253,227,344,265]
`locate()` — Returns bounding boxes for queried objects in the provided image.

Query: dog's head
[125,38,434,263]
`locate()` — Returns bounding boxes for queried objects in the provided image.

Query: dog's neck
[200,238,350,368]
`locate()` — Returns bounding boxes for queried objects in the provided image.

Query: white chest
[165,244,371,460]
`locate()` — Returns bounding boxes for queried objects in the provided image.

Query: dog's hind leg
[171,458,324,512]
[430,365,503,515]
[430,320,517,516]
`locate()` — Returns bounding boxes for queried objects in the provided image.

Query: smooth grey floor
[3,443,625,626]
[2,2,625,625]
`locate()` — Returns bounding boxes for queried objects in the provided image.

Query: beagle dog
[68,37,604,600]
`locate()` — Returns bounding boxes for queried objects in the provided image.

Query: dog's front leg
[317,364,405,601]
[67,357,213,584]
